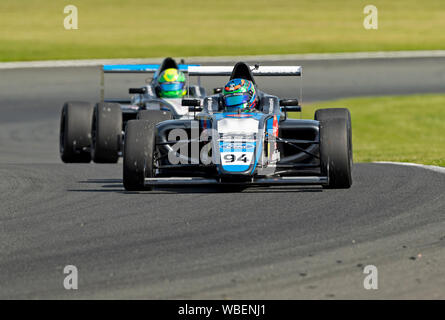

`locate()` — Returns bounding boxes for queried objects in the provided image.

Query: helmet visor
[224,93,251,108]
[160,82,185,92]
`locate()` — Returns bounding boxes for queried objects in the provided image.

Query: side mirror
[129,87,146,94]
[182,99,202,112]
[280,99,301,112]
[213,87,223,94]
[282,106,301,112]
[182,99,201,107]
[279,98,299,106]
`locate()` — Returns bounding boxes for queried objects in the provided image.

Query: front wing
[144,175,328,186]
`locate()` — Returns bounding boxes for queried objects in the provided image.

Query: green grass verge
[293,94,445,167]
[1,0,445,61]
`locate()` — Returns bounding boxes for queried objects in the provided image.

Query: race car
[123,62,353,190]
[59,57,206,163]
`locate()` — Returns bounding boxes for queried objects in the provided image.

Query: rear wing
[100,64,199,101]
[99,64,303,103]
[186,65,303,106]
[187,66,302,77]
[102,64,199,73]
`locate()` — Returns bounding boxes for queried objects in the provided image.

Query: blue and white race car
[123,62,353,190]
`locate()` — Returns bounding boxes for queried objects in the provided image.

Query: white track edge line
[373,161,445,174]
[2,50,445,69]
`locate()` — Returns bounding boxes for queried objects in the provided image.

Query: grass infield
[1,0,445,61]
[293,94,445,167]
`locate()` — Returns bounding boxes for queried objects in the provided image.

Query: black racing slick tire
[319,117,352,189]
[123,120,156,191]
[136,110,172,125]
[315,108,352,163]
[315,108,351,123]
[91,102,122,163]
[59,101,94,163]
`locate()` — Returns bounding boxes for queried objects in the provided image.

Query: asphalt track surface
[0,57,445,299]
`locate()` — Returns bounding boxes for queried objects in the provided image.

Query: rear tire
[123,120,156,191]
[59,101,94,163]
[137,109,172,125]
[319,118,352,189]
[91,102,122,163]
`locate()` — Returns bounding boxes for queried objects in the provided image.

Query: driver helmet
[222,78,257,112]
[156,68,187,98]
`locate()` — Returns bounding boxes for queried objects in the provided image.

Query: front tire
[91,102,122,163]
[123,120,156,191]
[59,101,95,163]
[319,117,352,189]
[315,108,352,163]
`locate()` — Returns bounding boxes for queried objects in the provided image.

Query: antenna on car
[184,58,190,98]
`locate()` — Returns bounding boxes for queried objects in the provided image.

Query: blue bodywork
[102,64,199,72]
[200,112,280,175]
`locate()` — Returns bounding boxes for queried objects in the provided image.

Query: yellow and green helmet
[156,68,187,98]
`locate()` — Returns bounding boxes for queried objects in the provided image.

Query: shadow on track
[68,178,324,194]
